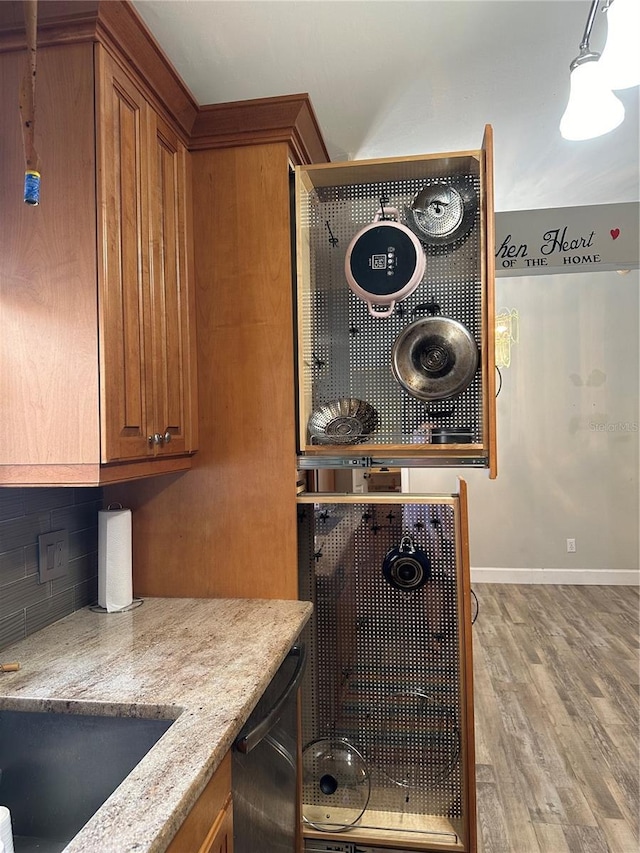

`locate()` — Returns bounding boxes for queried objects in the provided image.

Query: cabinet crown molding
[0,2,329,162]
[0,0,199,138]
[191,92,330,165]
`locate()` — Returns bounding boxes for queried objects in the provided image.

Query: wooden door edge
[457,476,478,851]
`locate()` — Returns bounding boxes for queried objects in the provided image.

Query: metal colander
[307,398,378,445]
[405,182,477,246]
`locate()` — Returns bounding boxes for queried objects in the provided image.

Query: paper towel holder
[90,600,144,613]
[94,504,144,614]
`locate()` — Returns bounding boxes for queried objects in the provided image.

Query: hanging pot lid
[307,398,378,445]
[302,737,371,832]
[405,181,477,246]
[391,308,479,401]
[365,691,461,789]
[345,207,426,318]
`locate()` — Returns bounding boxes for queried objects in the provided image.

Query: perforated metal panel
[297,497,471,846]
[298,164,485,451]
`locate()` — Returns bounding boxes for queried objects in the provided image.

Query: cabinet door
[96,46,153,462]
[0,43,100,477]
[147,112,197,456]
[165,754,233,853]
[200,799,233,853]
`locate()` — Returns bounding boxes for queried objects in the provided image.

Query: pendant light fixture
[599,0,640,90]
[560,0,625,141]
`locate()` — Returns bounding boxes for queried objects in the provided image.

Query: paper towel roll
[0,805,14,853]
[98,507,133,612]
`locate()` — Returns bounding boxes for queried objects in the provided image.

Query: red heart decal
[611,228,620,240]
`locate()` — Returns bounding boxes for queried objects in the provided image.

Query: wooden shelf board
[303,806,465,851]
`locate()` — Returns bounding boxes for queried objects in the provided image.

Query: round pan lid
[302,737,371,832]
[391,315,479,401]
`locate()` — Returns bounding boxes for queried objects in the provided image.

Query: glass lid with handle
[301,737,371,832]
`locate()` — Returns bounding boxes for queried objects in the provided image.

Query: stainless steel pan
[391,303,479,401]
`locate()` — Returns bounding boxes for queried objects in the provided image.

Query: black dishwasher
[233,645,306,853]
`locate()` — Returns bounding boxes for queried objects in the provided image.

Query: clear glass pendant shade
[560,58,625,140]
[599,0,640,89]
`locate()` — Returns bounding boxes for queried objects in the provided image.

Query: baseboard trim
[470,567,640,585]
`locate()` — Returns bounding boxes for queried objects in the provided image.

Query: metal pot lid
[391,316,479,401]
[365,691,461,789]
[405,182,477,246]
[302,738,371,832]
[308,398,378,445]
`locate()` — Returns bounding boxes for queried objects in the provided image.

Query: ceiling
[131,0,639,212]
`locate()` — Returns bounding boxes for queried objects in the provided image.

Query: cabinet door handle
[163,431,172,444]
[148,433,164,446]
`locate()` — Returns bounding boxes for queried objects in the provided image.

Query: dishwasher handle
[235,645,307,755]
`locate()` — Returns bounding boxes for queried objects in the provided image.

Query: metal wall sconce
[495,308,519,369]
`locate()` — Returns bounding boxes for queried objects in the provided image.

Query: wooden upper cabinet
[147,112,197,457]
[96,47,197,463]
[97,48,151,462]
[0,36,197,486]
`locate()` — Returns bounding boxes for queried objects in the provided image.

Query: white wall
[405,269,639,584]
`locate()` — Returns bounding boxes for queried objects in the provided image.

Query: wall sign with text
[494,202,639,277]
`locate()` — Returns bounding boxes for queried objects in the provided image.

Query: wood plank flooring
[472,584,639,853]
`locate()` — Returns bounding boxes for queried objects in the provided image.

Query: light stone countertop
[0,597,312,852]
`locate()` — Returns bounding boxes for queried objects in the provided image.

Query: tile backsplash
[0,487,102,652]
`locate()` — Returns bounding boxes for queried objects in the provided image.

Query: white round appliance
[345,207,426,318]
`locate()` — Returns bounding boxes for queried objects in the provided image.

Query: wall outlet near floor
[38,529,69,583]
[566,537,576,553]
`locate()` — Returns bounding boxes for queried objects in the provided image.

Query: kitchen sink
[0,708,173,853]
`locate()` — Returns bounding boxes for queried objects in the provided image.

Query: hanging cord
[19,0,41,204]
[470,588,479,624]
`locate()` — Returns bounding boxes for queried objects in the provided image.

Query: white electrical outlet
[567,538,576,552]
[38,529,69,583]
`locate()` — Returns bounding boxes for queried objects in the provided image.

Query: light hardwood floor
[472,584,639,853]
